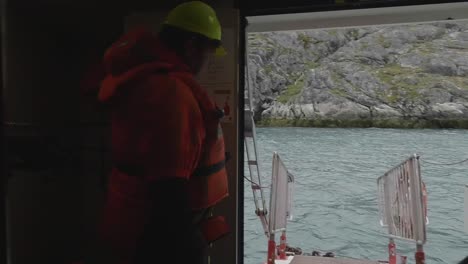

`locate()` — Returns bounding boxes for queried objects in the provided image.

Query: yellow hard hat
[164,1,226,56]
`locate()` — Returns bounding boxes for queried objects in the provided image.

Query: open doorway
[243,3,468,264]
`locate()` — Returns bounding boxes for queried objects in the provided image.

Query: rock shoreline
[248,21,468,129]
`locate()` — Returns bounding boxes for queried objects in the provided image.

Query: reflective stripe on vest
[192,159,226,178]
[187,123,229,210]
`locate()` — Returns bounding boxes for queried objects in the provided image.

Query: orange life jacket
[169,70,230,243]
[172,71,229,210]
[101,65,230,212]
[97,27,231,246]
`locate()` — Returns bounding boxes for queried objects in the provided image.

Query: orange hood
[97,27,191,102]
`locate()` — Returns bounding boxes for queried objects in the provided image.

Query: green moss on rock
[277,80,304,103]
[330,88,348,97]
[298,33,313,49]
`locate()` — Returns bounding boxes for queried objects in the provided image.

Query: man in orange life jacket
[89,2,230,264]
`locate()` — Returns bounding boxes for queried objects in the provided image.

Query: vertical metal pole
[236,9,246,264]
[267,154,278,264]
[464,184,468,233]
[414,155,426,241]
[413,155,425,264]
[384,173,396,264]
[0,0,7,263]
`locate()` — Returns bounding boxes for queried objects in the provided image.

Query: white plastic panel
[377,155,426,243]
[269,152,290,234]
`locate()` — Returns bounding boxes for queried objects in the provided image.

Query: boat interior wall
[3,6,127,264]
[242,0,468,16]
[7,0,235,11]
[247,2,468,32]
[1,0,238,263]
[1,0,7,263]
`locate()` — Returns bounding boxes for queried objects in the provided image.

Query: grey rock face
[247,21,468,126]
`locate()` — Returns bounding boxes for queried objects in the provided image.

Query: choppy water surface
[244,128,468,264]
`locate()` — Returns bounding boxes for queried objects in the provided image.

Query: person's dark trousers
[134,178,209,264]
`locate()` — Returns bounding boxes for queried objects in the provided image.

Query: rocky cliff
[247,21,468,128]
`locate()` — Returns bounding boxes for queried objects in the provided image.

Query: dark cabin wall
[3,5,123,264]
[3,0,237,264]
[2,0,466,264]
[0,0,6,263]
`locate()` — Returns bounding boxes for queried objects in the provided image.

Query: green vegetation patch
[360,42,370,51]
[328,29,338,36]
[415,43,436,55]
[264,65,274,75]
[349,29,360,40]
[277,46,296,56]
[277,79,304,103]
[297,33,313,49]
[306,60,320,69]
[377,35,391,48]
[375,63,468,104]
[330,88,348,97]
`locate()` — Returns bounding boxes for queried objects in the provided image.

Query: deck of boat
[275,256,384,264]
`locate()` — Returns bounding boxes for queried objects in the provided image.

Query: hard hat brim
[215,46,227,57]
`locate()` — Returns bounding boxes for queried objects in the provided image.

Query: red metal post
[388,238,396,264]
[279,231,287,260]
[267,239,276,264]
[415,242,425,264]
